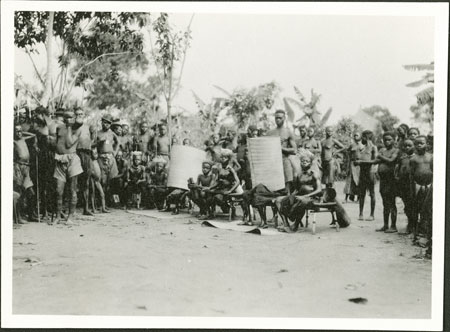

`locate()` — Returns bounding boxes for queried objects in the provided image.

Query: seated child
[147,159,169,210]
[90,147,108,213]
[189,161,214,218]
[165,187,188,215]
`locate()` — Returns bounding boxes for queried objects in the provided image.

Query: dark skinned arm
[332,138,346,156]
[224,166,240,194]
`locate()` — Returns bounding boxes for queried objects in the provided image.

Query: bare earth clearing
[13,182,431,318]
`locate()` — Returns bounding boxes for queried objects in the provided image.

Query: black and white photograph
[1,1,448,330]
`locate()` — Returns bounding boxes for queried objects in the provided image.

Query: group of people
[13,107,433,256]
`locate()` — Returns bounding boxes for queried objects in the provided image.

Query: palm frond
[403,62,434,72]
[416,86,434,106]
[212,85,232,97]
[406,73,434,87]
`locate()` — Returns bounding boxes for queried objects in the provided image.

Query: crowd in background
[13,106,433,257]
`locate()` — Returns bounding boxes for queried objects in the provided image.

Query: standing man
[96,114,119,206]
[153,123,171,163]
[266,110,298,193]
[74,107,96,216]
[51,111,83,225]
[354,130,378,221]
[121,121,133,160]
[32,106,56,220]
[134,121,155,165]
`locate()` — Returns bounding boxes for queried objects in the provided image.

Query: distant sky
[15,13,434,125]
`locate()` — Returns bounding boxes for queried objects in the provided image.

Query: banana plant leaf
[283,97,296,123]
[212,85,232,97]
[294,86,306,102]
[320,107,333,126]
[191,90,206,110]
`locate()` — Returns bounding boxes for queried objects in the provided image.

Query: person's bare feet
[376,226,387,232]
[365,216,375,221]
[358,215,364,221]
[385,227,398,233]
[101,208,110,213]
[83,210,94,216]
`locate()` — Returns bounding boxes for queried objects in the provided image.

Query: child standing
[354,130,378,221]
[375,132,399,233]
[126,151,146,209]
[396,139,415,234]
[410,136,433,257]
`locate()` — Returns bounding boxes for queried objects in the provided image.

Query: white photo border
[1,1,448,330]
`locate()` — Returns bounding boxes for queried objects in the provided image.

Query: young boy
[125,151,146,209]
[13,125,37,223]
[375,132,399,233]
[90,147,108,213]
[321,126,345,188]
[189,161,214,218]
[409,135,433,257]
[408,127,420,141]
[148,160,169,210]
[396,139,415,234]
[153,124,170,163]
[354,130,378,221]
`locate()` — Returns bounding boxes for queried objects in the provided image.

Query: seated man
[202,149,241,220]
[147,159,169,210]
[125,151,146,209]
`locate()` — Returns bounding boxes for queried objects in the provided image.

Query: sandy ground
[12,182,431,318]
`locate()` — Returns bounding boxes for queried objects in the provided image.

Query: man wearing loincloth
[267,109,298,194]
[74,107,96,216]
[409,135,433,257]
[51,111,83,225]
[14,124,38,223]
[96,114,119,205]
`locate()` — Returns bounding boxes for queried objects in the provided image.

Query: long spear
[36,152,40,223]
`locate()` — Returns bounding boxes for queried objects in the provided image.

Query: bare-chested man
[121,122,133,160]
[410,135,433,256]
[74,107,96,216]
[134,122,155,165]
[153,123,170,163]
[32,106,57,220]
[321,126,345,188]
[267,109,298,194]
[96,114,119,206]
[14,124,37,223]
[51,111,83,225]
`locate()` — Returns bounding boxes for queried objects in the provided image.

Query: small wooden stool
[306,202,339,235]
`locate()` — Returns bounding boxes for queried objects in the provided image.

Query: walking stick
[36,152,40,223]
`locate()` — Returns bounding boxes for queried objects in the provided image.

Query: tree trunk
[40,11,55,108]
